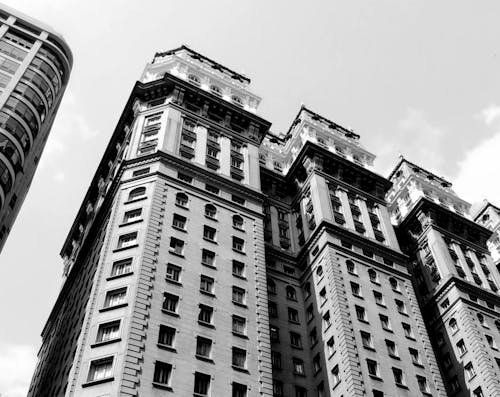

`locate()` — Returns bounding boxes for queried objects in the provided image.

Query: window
[409,348,421,365]
[465,362,476,380]
[270,326,279,342]
[313,353,321,373]
[361,331,374,349]
[232,347,247,368]
[351,282,361,297]
[172,214,186,230]
[267,278,276,294]
[290,332,302,348]
[323,311,331,328]
[124,208,142,223]
[96,321,120,343]
[457,339,467,355]
[331,365,340,385]
[450,376,461,393]
[198,305,213,324]
[175,192,188,208]
[273,379,283,397]
[374,291,385,306]
[231,157,243,169]
[380,314,392,331]
[317,382,325,397]
[288,308,299,323]
[232,260,245,277]
[316,266,323,277]
[232,195,245,205]
[196,336,212,358]
[233,215,244,230]
[372,390,384,397]
[293,358,305,374]
[355,305,367,322]
[286,286,297,300]
[402,323,414,339]
[473,387,484,397]
[368,269,379,284]
[346,259,356,274]
[203,225,216,241]
[272,351,282,369]
[319,288,327,304]
[205,184,219,194]
[386,340,398,357]
[295,386,307,397]
[153,361,172,386]
[389,277,400,292]
[117,232,137,249]
[306,304,314,321]
[162,293,179,314]
[194,372,211,396]
[327,336,335,355]
[201,249,215,267]
[310,328,318,346]
[486,334,498,350]
[232,382,247,397]
[232,315,246,335]
[206,146,219,159]
[169,237,184,255]
[158,325,176,347]
[392,368,405,386]
[188,74,200,85]
[210,85,222,97]
[367,359,380,377]
[233,237,245,252]
[104,288,127,308]
[478,313,488,328]
[232,287,245,305]
[87,357,113,382]
[111,258,132,277]
[128,186,146,201]
[177,172,192,183]
[200,275,214,294]
[395,299,407,315]
[449,318,458,332]
[205,204,217,219]
[166,263,181,282]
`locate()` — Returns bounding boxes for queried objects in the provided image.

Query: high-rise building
[0,3,72,253]
[33,45,498,397]
[387,157,500,397]
[474,201,500,269]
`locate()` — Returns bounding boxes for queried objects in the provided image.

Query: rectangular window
[392,367,405,386]
[395,299,407,315]
[166,263,181,282]
[417,376,429,393]
[288,308,299,323]
[232,347,247,368]
[269,302,278,317]
[351,282,361,297]
[270,326,279,342]
[361,331,373,349]
[162,293,179,313]
[124,208,142,223]
[355,305,367,322]
[232,315,246,335]
[233,382,247,397]
[409,348,421,365]
[117,232,137,249]
[201,249,215,267]
[306,304,314,322]
[158,325,176,347]
[232,286,246,305]
[205,184,219,194]
[104,288,127,308]
[111,258,132,277]
[172,214,187,230]
[153,361,172,385]
[203,225,216,241]
[310,328,318,346]
[402,323,414,339]
[196,336,212,358]
[198,305,213,324]
[313,353,321,372]
[290,332,302,348]
[465,362,476,379]
[323,311,331,328]
[87,357,113,382]
[273,380,283,397]
[96,321,120,343]
[194,372,211,396]
[386,340,398,357]
[271,351,281,369]
[232,195,245,205]
[327,336,335,356]
[200,275,214,294]
[206,147,219,158]
[233,236,245,252]
[373,291,385,306]
[367,359,379,377]
[331,365,340,385]
[293,358,305,375]
[169,237,184,255]
[380,314,392,331]
[232,260,245,277]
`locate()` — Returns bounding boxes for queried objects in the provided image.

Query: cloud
[0,343,36,397]
[454,105,500,204]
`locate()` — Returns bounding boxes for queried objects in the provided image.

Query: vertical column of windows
[230,140,244,180]
[138,113,161,155]
[179,118,197,159]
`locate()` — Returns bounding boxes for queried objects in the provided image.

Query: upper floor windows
[204,204,217,219]
[104,287,127,309]
[232,95,243,107]
[175,192,188,208]
[210,85,222,97]
[286,286,297,301]
[233,215,244,230]
[188,74,201,86]
[128,186,146,201]
[117,232,137,250]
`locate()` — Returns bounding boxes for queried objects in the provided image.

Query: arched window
[175,192,188,208]
[210,85,222,97]
[267,278,276,294]
[368,269,378,283]
[316,266,323,277]
[389,277,400,291]
[188,74,200,86]
[205,204,216,219]
[346,260,356,274]
[449,318,458,332]
[286,286,297,301]
[478,313,488,328]
[128,186,146,201]
[233,215,244,230]
[231,95,243,107]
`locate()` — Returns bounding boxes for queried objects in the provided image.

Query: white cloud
[0,343,36,397]
[454,105,500,205]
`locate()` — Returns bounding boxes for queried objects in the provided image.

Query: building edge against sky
[0,2,72,253]
[28,44,500,397]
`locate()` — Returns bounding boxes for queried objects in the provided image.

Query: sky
[1,0,500,395]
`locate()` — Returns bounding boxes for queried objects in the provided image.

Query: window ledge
[395,383,409,390]
[198,320,215,329]
[91,338,121,348]
[405,336,417,341]
[233,226,244,232]
[99,303,128,313]
[369,375,383,382]
[293,372,306,377]
[203,238,217,244]
[353,295,364,300]
[363,346,376,352]
[205,216,218,222]
[398,312,409,317]
[82,377,115,388]
[232,301,247,308]
[175,204,188,210]
[358,319,370,325]
[376,303,387,308]
[152,382,173,391]
[389,354,401,360]
[232,365,249,373]
[200,290,215,298]
[195,355,214,363]
[124,196,147,205]
[232,331,248,339]
[118,219,143,228]
[157,343,176,352]
[107,272,134,281]
[383,328,394,333]
[166,278,182,286]
[232,274,246,280]
[412,362,424,368]
[161,309,180,317]
[169,250,185,258]
[172,226,187,233]
[232,249,246,255]
[288,320,300,325]
[113,244,139,253]
[348,271,359,277]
